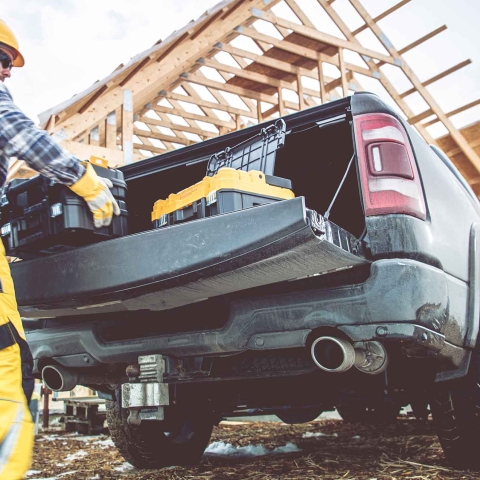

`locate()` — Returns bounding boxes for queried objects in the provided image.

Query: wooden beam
[60,140,139,167]
[158,90,256,119]
[352,0,411,35]
[422,98,480,128]
[89,126,100,146]
[297,74,305,110]
[278,87,285,116]
[398,25,447,55]
[348,0,480,172]
[285,0,316,28]
[400,60,472,98]
[134,128,194,146]
[120,57,151,87]
[154,104,235,129]
[198,57,323,100]
[338,47,348,97]
[78,85,108,115]
[140,115,218,138]
[257,101,263,123]
[318,61,327,104]
[318,0,435,145]
[251,9,397,66]
[122,89,134,164]
[238,26,375,78]
[105,111,117,149]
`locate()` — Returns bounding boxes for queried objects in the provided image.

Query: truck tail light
[354,113,426,220]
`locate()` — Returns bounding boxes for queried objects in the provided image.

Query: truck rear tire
[431,340,480,469]
[337,402,401,424]
[105,396,214,469]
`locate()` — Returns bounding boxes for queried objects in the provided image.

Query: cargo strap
[0,322,15,351]
[324,154,354,221]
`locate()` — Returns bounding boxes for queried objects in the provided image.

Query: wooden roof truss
[11,0,480,194]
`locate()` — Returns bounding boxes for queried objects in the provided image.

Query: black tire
[276,407,323,424]
[431,340,480,469]
[337,401,401,424]
[106,396,214,469]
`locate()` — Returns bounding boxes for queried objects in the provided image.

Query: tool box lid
[206,119,286,177]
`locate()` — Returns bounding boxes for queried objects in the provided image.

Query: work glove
[69,163,121,228]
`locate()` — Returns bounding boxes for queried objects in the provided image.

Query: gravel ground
[28,418,479,480]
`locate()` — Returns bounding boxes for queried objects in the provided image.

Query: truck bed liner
[13,197,368,318]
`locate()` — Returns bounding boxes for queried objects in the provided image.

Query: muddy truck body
[18,92,480,468]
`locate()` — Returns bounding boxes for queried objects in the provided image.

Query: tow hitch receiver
[122,354,170,425]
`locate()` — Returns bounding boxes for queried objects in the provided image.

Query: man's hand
[69,163,120,228]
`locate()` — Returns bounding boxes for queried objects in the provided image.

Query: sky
[2,0,480,140]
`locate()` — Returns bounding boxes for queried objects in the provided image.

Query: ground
[28,418,478,480]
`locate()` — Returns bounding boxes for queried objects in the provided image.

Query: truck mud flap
[12,197,369,318]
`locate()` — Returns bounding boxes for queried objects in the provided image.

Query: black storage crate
[1,164,128,258]
[153,188,289,229]
[206,119,286,177]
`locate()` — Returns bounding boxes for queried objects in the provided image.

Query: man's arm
[0,83,85,185]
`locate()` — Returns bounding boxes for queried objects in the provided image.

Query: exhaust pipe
[311,336,387,374]
[42,365,109,392]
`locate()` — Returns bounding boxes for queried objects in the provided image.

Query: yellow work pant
[0,243,34,480]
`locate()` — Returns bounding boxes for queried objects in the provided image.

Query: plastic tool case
[206,119,286,177]
[1,160,128,258]
[152,168,294,229]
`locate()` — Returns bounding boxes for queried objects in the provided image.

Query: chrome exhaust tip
[311,337,388,374]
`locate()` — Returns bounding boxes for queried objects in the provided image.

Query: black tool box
[206,119,286,177]
[152,168,294,229]
[1,161,128,258]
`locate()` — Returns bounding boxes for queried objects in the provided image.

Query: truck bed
[13,197,367,318]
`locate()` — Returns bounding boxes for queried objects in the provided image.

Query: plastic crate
[1,163,128,258]
[206,119,286,177]
[152,168,294,229]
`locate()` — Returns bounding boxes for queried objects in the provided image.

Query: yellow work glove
[69,163,121,228]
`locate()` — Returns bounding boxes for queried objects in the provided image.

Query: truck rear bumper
[26,258,469,377]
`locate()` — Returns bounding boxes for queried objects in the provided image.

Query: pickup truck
[18,92,480,469]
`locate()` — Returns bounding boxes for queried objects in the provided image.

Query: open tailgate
[13,197,369,318]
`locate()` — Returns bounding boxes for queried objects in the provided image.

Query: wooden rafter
[8,0,478,196]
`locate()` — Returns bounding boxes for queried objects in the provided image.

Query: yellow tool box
[152,168,294,228]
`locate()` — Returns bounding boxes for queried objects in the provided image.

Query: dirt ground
[29,418,478,480]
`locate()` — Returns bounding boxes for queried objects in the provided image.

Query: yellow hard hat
[0,19,24,67]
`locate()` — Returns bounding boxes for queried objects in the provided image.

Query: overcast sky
[3,0,479,139]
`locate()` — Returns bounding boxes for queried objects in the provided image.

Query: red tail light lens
[354,113,426,220]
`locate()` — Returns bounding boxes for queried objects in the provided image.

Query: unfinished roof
[10,0,480,195]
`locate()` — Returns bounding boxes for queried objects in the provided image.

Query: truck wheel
[105,397,214,469]
[276,407,323,424]
[337,402,401,424]
[431,340,480,469]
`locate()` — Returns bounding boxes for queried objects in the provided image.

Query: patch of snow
[93,438,114,448]
[65,450,88,462]
[56,463,65,467]
[205,441,301,457]
[41,435,60,441]
[302,431,338,438]
[58,472,78,477]
[352,435,361,439]
[30,477,57,480]
[113,462,134,472]
[26,471,42,477]
[90,476,101,480]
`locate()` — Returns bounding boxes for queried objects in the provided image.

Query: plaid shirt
[0,82,85,191]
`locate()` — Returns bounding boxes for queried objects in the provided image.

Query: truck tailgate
[13,197,368,318]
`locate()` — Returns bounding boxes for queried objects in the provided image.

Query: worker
[0,19,120,479]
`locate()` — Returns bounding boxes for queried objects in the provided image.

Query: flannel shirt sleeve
[0,83,85,186]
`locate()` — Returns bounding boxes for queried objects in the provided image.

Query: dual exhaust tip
[42,336,387,392]
[311,336,388,375]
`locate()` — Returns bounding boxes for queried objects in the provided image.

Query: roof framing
[9,0,480,196]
